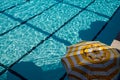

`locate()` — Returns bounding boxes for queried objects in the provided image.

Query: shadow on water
[7,61,65,80]
[79,21,106,41]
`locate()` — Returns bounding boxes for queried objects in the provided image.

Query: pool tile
[0,0,25,11]
[0,72,7,80]
[96,7,120,45]
[0,71,21,80]
[0,0,57,35]
[0,0,120,80]
[20,38,66,69]
[0,14,20,34]
[12,38,66,80]
[53,11,108,44]
[28,3,80,33]
[0,25,47,66]
[0,66,5,73]
[18,10,108,74]
[87,0,120,17]
[63,0,93,8]
[6,0,57,20]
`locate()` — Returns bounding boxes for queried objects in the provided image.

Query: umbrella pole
[59,72,67,80]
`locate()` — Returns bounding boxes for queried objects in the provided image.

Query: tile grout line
[9,0,95,69]
[0,2,59,36]
[62,1,110,19]
[92,6,120,41]
[0,1,60,79]
[0,0,30,13]
[0,63,27,80]
[59,4,120,80]
[0,0,95,79]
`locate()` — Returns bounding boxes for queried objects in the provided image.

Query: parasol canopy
[61,41,120,80]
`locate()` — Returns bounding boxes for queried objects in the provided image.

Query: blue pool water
[0,0,120,80]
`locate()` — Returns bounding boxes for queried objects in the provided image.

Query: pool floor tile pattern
[0,0,120,80]
[0,13,20,34]
[0,66,5,73]
[0,25,47,66]
[54,10,108,43]
[0,71,21,80]
[0,0,57,36]
[0,0,25,11]
[5,0,57,20]
[87,0,120,17]
[28,3,80,33]
[96,7,120,45]
[63,0,93,8]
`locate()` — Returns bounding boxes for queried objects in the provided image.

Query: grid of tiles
[0,0,120,80]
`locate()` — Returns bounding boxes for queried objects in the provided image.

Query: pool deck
[111,32,120,50]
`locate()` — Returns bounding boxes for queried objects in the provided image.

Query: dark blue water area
[9,61,66,80]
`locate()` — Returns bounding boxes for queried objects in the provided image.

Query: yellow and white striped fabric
[61,41,120,80]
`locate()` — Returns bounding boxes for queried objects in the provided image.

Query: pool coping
[111,32,120,50]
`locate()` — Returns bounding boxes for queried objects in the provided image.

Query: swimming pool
[0,0,120,80]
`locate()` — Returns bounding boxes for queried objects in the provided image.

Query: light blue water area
[0,71,21,80]
[13,38,66,80]
[21,38,66,69]
[0,0,57,35]
[54,11,108,44]
[9,0,94,79]
[0,66,4,72]
[87,0,120,17]
[0,0,25,11]
[0,14,20,34]
[28,3,80,33]
[6,0,57,20]
[63,0,93,8]
[0,24,47,66]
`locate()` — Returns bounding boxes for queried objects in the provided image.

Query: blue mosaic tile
[96,7,120,45]
[6,0,57,20]
[12,38,66,80]
[28,3,79,33]
[0,71,21,80]
[0,14,20,34]
[87,0,120,17]
[0,25,47,66]
[0,0,57,35]
[0,0,25,11]
[63,0,93,8]
[0,66,5,73]
[54,11,108,44]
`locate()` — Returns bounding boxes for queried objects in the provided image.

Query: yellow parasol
[61,41,120,80]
